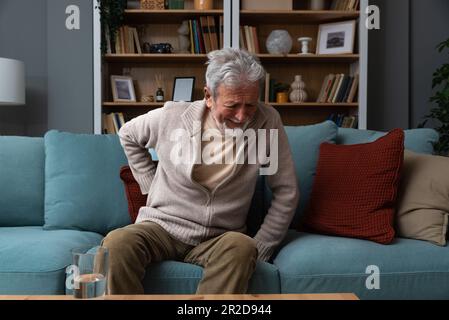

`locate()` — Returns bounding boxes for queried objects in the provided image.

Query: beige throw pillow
[396,150,449,246]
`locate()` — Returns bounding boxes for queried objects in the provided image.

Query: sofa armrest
[119,163,158,223]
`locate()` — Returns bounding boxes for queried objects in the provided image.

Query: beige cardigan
[118,100,299,261]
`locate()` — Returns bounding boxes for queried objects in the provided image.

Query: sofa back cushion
[0,137,44,226]
[267,121,338,227]
[44,131,131,235]
[337,127,438,154]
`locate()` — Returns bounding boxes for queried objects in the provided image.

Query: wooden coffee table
[0,293,358,300]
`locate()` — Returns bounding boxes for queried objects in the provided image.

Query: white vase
[289,75,308,103]
[266,30,292,55]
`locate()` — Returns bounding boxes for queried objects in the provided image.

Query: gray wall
[368,0,449,131]
[410,0,449,128]
[47,0,94,133]
[0,0,48,136]
[0,0,94,136]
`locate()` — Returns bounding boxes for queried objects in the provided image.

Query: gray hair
[205,48,265,98]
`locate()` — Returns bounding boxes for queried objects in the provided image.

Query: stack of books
[189,16,223,54]
[316,73,359,104]
[102,112,126,134]
[239,25,260,54]
[328,113,358,128]
[107,26,142,54]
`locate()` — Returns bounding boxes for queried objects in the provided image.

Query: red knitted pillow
[119,165,148,223]
[299,129,405,244]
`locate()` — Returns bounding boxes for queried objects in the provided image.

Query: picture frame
[172,77,195,102]
[316,20,356,55]
[111,75,136,102]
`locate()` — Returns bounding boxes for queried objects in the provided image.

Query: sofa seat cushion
[142,260,280,294]
[0,226,103,294]
[274,230,449,300]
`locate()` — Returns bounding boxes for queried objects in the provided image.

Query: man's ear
[204,87,213,108]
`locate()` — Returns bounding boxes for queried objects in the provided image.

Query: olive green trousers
[101,221,258,294]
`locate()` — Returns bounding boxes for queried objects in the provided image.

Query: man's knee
[219,232,258,260]
[102,227,139,254]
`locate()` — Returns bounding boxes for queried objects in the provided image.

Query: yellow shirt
[192,109,237,191]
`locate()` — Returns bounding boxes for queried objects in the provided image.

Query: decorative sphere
[266,30,293,55]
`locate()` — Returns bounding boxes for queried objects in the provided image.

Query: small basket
[140,0,165,9]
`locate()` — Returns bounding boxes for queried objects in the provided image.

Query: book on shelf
[132,27,142,54]
[330,0,359,11]
[110,26,142,54]
[335,75,350,103]
[102,112,126,134]
[200,16,212,53]
[219,15,224,49]
[342,76,354,102]
[328,113,358,128]
[264,73,270,103]
[241,25,260,54]
[317,73,358,103]
[207,16,219,51]
[317,74,335,103]
[327,73,342,103]
[347,74,359,103]
[239,26,247,51]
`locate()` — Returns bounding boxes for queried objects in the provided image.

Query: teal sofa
[1,121,448,299]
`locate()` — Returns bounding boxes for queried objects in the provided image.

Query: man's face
[204,83,259,130]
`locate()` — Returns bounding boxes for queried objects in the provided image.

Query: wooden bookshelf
[237,1,364,127]
[240,10,360,24]
[124,9,223,24]
[97,0,367,133]
[104,53,359,63]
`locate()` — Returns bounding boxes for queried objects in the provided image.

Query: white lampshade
[0,57,25,105]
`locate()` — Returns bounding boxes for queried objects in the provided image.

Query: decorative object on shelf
[266,30,293,55]
[156,88,165,102]
[155,73,165,102]
[289,75,308,103]
[172,77,195,102]
[141,95,155,102]
[140,0,165,10]
[168,0,184,9]
[147,43,173,53]
[177,20,191,53]
[274,82,290,103]
[111,75,136,102]
[96,0,127,55]
[0,58,25,106]
[316,20,356,55]
[194,0,213,10]
[142,42,151,53]
[297,37,313,55]
[309,0,326,10]
[276,92,289,103]
[419,37,449,156]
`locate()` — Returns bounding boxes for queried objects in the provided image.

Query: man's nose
[234,107,247,122]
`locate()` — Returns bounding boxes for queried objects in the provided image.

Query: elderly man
[103,48,299,294]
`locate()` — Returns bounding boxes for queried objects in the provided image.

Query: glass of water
[71,246,109,299]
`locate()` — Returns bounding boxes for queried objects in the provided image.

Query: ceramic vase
[289,75,307,103]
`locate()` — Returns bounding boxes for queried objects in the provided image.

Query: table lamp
[0,57,25,105]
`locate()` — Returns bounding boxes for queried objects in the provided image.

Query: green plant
[96,0,127,54]
[421,38,449,156]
